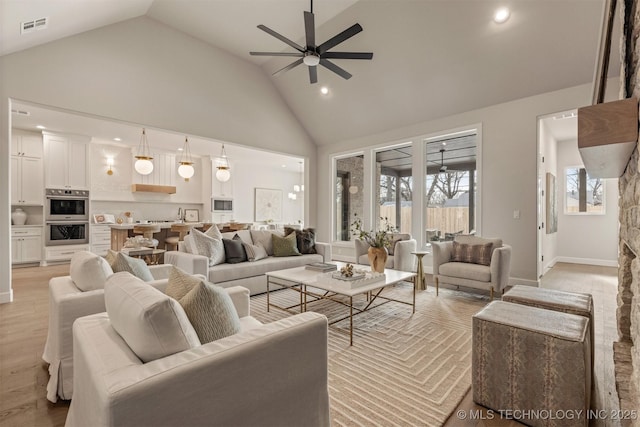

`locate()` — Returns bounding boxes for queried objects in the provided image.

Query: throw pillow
[243,242,268,262]
[284,227,317,254]
[166,265,202,301]
[387,233,410,256]
[190,228,225,266]
[112,252,154,282]
[70,250,114,291]
[272,232,301,257]
[179,281,241,344]
[222,234,248,264]
[105,249,118,268]
[450,241,494,266]
[104,272,201,363]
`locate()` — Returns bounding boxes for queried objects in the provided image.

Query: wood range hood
[577,97,638,179]
[131,184,176,194]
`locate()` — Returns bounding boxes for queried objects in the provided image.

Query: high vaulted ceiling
[0,0,619,146]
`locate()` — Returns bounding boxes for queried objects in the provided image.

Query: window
[335,155,364,241]
[565,167,604,214]
[424,131,477,241]
[375,145,412,233]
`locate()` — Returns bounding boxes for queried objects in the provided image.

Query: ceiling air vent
[10,109,31,116]
[21,17,48,35]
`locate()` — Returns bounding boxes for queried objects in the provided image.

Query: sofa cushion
[439,261,491,282]
[284,227,317,254]
[191,228,225,266]
[112,252,154,281]
[451,241,493,266]
[250,230,283,256]
[104,272,201,363]
[387,233,411,256]
[243,242,268,262]
[209,253,323,283]
[70,250,114,291]
[223,234,248,264]
[272,232,301,257]
[179,281,241,344]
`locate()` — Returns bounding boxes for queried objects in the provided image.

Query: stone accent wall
[336,156,364,239]
[617,1,640,422]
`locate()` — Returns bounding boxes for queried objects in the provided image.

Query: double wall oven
[45,189,89,246]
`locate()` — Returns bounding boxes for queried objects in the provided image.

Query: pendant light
[177,136,195,182]
[293,161,304,193]
[134,128,154,175]
[215,144,231,182]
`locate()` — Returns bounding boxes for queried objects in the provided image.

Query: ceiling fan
[249,0,373,84]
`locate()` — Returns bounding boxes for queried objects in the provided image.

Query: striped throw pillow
[243,242,268,261]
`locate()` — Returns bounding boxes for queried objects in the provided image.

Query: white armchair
[354,233,417,272]
[432,235,511,299]
[66,303,330,427]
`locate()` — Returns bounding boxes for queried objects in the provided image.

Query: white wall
[556,139,618,265]
[317,79,619,283]
[0,16,316,303]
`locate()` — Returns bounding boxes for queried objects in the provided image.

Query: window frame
[563,165,606,216]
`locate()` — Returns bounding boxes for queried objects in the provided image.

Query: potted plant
[350,213,396,273]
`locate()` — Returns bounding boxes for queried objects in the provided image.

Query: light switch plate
[513,210,520,219]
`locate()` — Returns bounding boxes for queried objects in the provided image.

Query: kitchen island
[109,222,206,251]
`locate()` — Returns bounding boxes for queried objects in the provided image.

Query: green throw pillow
[272,232,301,257]
[112,252,154,282]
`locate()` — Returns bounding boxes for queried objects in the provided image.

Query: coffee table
[265,263,416,345]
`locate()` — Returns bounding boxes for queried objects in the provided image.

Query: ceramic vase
[368,246,388,273]
[11,208,27,225]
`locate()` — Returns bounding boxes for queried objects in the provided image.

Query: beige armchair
[354,233,417,272]
[432,235,511,299]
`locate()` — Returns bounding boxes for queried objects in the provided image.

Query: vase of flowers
[351,213,395,273]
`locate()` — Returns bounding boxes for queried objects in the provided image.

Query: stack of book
[305,262,338,272]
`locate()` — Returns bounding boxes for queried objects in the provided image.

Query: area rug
[250,282,489,427]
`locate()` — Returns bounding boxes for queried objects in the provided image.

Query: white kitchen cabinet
[44,132,90,190]
[11,130,44,205]
[45,244,90,262]
[90,224,112,256]
[11,227,42,264]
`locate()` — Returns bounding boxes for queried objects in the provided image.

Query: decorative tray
[317,270,386,289]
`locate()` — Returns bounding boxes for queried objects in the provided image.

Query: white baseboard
[555,257,618,268]
[509,277,539,287]
[0,289,14,304]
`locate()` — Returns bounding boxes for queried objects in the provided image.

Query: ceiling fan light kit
[250,0,373,84]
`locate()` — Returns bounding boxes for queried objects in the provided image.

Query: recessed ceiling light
[36,125,45,129]
[320,86,329,95]
[494,7,510,24]
[113,137,122,141]
[177,147,183,151]
[282,164,287,168]
[442,142,447,146]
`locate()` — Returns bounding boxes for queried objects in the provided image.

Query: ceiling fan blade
[320,58,352,80]
[317,23,362,55]
[304,11,315,49]
[323,52,373,60]
[257,25,305,52]
[250,52,304,57]
[309,66,318,84]
[272,58,304,76]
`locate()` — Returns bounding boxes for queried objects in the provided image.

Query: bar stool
[132,224,161,248]
[165,223,194,251]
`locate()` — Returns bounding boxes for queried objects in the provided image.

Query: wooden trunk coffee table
[266,263,416,345]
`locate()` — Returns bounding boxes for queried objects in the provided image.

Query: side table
[121,248,166,265]
[411,251,430,291]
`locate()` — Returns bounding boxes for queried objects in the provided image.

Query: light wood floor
[0,262,619,427]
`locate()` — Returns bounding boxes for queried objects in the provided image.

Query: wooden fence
[379,206,470,236]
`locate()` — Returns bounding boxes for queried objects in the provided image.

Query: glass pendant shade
[134,128,154,175]
[215,144,231,182]
[178,136,195,182]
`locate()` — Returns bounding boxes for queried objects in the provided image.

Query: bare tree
[435,171,466,199]
[399,177,412,201]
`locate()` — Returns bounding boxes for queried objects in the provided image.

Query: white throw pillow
[70,250,114,291]
[190,227,225,266]
[243,242,268,261]
[112,252,154,282]
[104,272,201,363]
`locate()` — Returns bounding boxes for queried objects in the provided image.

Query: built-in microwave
[211,197,233,212]
[46,188,90,221]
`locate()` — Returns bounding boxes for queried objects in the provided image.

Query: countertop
[108,222,204,230]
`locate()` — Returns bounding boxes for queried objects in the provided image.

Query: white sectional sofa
[165,229,332,295]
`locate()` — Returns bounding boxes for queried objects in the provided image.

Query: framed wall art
[184,209,199,222]
[255,188,282,222]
